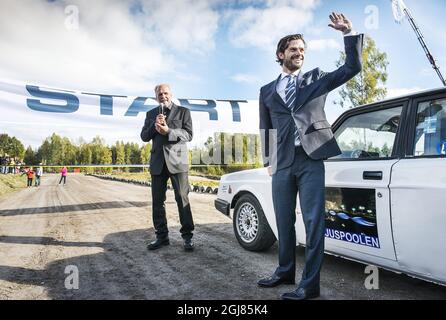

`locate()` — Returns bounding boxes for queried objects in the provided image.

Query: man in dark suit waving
[141,84,195,252]
[258,13,363,300]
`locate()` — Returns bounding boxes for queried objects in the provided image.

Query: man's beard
[284,56,303,72]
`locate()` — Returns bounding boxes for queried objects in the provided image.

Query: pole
[403,7,446,86]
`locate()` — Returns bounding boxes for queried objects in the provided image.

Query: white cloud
[0,0,164,94]
[226,0,320,49]
[231,73,260,84]
[307,39,341,51]
[175,73,201,82]
[138,0,219,53]
[266,0,319,9]
[0,0,219,95]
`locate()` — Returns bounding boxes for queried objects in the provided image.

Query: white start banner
[0,78,259,147]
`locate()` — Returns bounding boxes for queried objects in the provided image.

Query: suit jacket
[140,103,193,175]
[260,34,363,171]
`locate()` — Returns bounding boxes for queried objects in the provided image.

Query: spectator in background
[16,160,22,174]
[9,158,15,174]
[35,164,43,187]
[22,167,34,187]
[59,166,67,185]
[0,156,7,174]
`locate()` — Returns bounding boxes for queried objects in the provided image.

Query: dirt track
[0,174,445,300]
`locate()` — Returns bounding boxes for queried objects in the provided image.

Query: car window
[332,106,403,160]
[413,98,446,156]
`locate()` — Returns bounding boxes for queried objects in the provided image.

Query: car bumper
[214,198,230,216]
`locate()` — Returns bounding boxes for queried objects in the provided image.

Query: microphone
[159,102,167,125]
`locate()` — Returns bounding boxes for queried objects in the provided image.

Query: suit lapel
[272,72,305,112]
[296,71,304,91]
[292,71,307,112]
[166,103,179,125]
[273,92,287,109]
[272,74,290,112]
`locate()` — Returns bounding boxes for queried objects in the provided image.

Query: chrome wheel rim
[236,202,259,243]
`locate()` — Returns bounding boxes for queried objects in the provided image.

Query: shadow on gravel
[0,236,103,247]
[0,201,150,217]
[0,224,446,300]
[0,225,285,300]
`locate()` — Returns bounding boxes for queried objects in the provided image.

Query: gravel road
[0,174,445,300]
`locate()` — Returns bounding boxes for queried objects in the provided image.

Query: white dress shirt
[277,70,300,103]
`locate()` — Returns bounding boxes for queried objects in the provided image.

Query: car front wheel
[233,193,276,251]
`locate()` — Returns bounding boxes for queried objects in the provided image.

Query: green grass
[109,172,150,182]
[0,174,27,196]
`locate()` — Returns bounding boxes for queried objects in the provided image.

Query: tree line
[0,133,151,173]
[0,132,263,175]
[0,134,25,159]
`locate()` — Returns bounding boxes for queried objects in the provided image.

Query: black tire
[233,193,276,252]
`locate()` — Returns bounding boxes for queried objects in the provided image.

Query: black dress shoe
[183,239,194,252]
[281,287,320,300]
[257,275,295,288]
[147,238,170,250]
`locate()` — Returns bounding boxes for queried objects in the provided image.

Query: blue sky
[1,0,446,147]
[177,0,445,103]
[129,0,446,99]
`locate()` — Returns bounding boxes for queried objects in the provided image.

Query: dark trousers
[151,163,194,240]
[35,175,41,186]
[59,176,66,184]
[271,146,325,290]
[27,178,33,187]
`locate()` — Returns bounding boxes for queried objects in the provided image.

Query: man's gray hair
[154,83,171,94]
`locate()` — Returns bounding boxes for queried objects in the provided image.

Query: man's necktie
[284,75,296,110]
[284,75,301,146]
[164,107,171,120]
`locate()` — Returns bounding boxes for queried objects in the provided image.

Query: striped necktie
[284,74,301,146]
[284,75,296,109]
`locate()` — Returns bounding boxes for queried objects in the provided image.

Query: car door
[307,102,409,262]
[390,93,446,283]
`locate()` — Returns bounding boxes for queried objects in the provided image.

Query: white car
[215,87,446,286]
